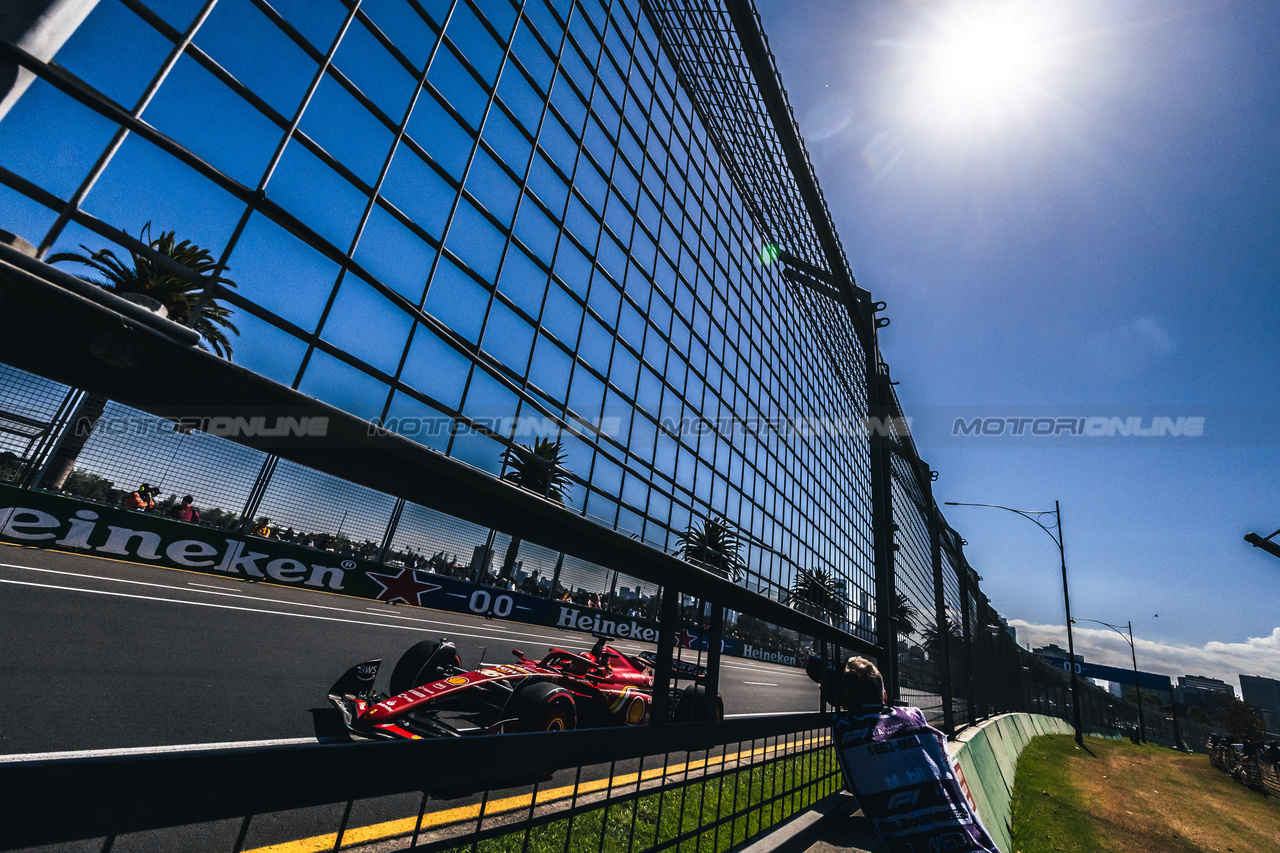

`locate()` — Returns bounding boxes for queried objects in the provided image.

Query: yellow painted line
[245,734,830,853]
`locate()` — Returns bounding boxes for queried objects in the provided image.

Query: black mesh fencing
[0,363,76,485]
[251,460,399,559]
[0,352,1190,744]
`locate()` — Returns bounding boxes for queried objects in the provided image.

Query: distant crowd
[44,470,799,649]
[1207,734,1280,797]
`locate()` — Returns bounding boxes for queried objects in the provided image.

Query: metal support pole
[862,318,898,697]
[705,602,723,723]
[237,454,278,532]
[958,568,977,727]
[377,497,406,565]
[649,585,679,726]
[920,466,954,734]
[545,552,565,599]
[1128,621,1146,743]
[20,386,83,488]
[1056,501,1084,745]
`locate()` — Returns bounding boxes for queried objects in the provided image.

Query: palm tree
[921,616,964,657]
[497,438,571,579]
[674,515,746,582]
[891,591,921,640]
[48,222,238,356]
[39,224,238,490]
[789,567,846,622]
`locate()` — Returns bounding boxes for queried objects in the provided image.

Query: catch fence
[0,359,1177,744]
[0,0,1210,848]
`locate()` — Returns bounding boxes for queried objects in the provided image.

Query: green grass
[1010,734,1280,853]
[1009,734,1105,853]
[441,748,840,853]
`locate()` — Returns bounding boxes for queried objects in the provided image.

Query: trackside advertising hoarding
[0,486,801,665]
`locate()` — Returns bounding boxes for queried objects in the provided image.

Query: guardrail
[0,713,839,851]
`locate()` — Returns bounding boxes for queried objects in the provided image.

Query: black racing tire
[673,685,724,722]
[389,640,461,696]
[508,682,576,732]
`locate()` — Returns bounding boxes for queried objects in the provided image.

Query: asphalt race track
[0,543,820,757]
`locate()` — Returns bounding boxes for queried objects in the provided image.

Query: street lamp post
[1072,617,1145,743]
[945,500,1084,746]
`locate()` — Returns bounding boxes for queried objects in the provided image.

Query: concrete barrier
[950,714,1074,853]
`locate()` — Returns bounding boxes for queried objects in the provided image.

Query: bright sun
[910,2,1061,132]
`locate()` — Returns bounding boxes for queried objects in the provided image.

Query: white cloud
[1008,620,1280,693]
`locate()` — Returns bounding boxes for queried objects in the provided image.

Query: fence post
[919,464,954,735]
[649,585,679,725]
[19,386,84,488]
[377,497,406,565]
[958,568,977,726]
[865,377,898,698]
[705,602,723,723]
[237,454,278,531]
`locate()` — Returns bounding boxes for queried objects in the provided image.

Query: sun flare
[910,2,1062,132]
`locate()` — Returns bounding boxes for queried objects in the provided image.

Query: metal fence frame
[0,0,1216,848]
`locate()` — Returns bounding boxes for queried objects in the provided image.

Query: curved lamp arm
[1070,617,1132,649]
[944,502,1061,547]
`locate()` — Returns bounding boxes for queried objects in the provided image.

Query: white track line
[0,561,814,679]
[0,737,321,763]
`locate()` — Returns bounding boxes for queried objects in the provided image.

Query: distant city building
[1239,674,1280,734]
[1175,675,1234,716]
[1032,644,1082,665]
[469,545,493,575]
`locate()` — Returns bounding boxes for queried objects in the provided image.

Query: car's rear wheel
[508,682,576,732]
[673,684,724,722]
[389,640,461,696]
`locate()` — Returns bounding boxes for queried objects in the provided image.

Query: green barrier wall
[950,714,1074,853]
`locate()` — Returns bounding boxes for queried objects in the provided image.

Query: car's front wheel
[508,682,576,732]
[673,684,724,722]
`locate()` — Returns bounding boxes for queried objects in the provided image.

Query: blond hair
[841,656,885,707]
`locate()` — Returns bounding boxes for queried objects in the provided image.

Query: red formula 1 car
[328,635,723,739]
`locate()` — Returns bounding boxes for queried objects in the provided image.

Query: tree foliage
[892,591,922,639]
[497,439,571,579]
[1124,687,1164,708]
[1215,693,1266,738]
[921,616,964,656]
[49,222,239,357]
[500,438,572,502]
[789,567,845,621]
[675,515,746,581]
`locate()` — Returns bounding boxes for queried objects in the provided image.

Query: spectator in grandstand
[809,655,1000,853]
[124,484,158,512]
[167,495,201,524]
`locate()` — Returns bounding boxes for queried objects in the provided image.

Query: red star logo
[366,569,442,606]
[677,628,700,649]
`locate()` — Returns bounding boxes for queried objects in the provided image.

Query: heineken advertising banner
[0,485,800,665]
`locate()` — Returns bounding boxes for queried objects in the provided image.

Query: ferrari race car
[328,634,723,739]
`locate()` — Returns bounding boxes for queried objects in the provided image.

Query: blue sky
[2,0,1276,692]
[757,0,1280,690]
